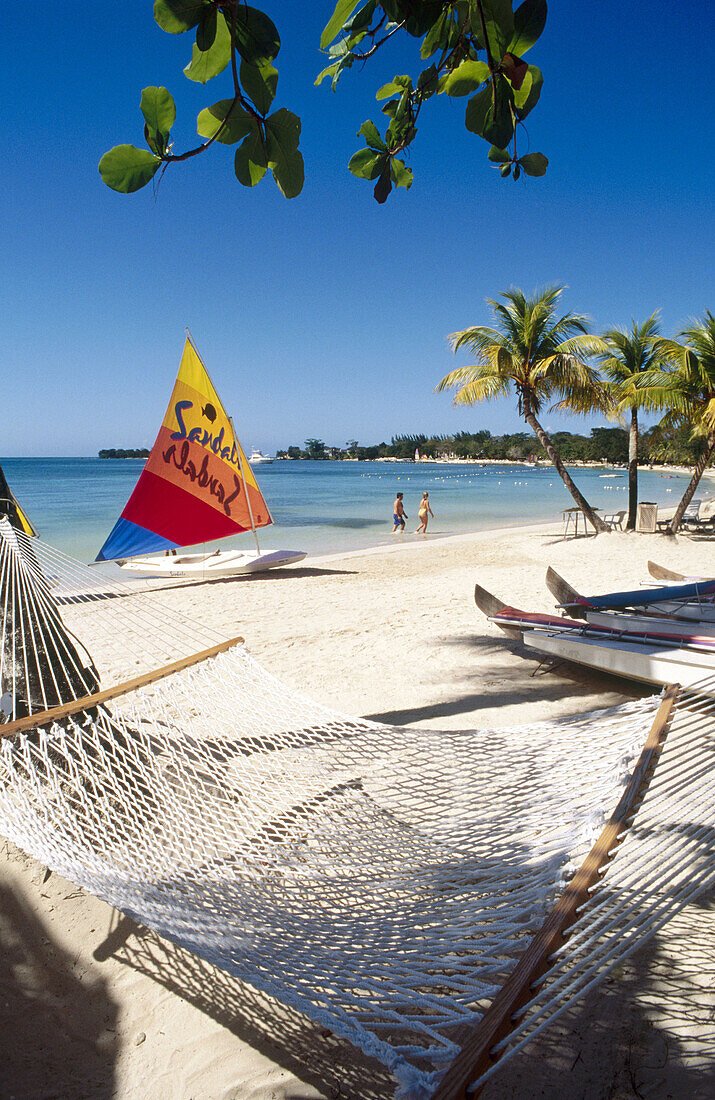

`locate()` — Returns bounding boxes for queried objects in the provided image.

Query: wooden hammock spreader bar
[0,635,245,740]
[434,683,679,1100]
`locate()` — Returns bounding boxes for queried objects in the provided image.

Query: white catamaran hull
[119,548,306,578]
[523,629,715,689]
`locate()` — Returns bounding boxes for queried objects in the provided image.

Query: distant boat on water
[249,448,273,465]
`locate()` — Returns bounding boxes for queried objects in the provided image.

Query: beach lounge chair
[683,499,715,532]
[657,498,703,531]
[2,520,715,1098]
[603,508,627,530]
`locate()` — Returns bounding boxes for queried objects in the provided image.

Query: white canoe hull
[639,599,715,624]
[586,610,715,644]
[523,629,715,689]
[119,548,306,578]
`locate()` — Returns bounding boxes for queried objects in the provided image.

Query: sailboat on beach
[95,336,305,578]
[0,463,38,538]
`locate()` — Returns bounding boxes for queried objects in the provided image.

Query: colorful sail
[96,338,272,562]
[0,462,38,536]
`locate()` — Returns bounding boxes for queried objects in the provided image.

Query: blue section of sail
[582,578,715,609]
[95,517,174,562]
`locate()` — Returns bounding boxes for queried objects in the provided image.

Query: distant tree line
[98,448,150,459]
[276,427,706,465]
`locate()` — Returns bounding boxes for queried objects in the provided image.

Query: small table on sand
[563,507,600,538]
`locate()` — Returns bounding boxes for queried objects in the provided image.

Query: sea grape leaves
[184,12,232,83]
[140,86,175,154]
[101,3,549,203]
[153,0,209,34]
[264,109,304,198]
[508,0,547,56]
[240,59,278,115]
[98,145,161,193]
[196,100,255,144]
[234,128,269,186]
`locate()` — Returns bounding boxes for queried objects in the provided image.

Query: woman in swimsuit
[415,492,434,535]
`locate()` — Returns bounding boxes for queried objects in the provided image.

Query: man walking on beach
[392,492,407,533]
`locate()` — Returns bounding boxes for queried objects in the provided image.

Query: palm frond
[450,375,512,406]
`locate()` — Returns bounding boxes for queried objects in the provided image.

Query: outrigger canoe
[546,568,715,624]
[475,582,715,689]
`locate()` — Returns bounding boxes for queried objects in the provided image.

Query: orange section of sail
[144,425,270,530]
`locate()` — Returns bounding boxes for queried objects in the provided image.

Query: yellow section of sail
[159,339,262,494]
[14,502,37,537]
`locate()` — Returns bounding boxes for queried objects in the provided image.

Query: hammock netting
[0,518,713,1097]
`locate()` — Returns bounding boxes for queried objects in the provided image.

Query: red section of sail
[122,471,250,546]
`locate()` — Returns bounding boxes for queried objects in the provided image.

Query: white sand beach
[2,521,714,1099]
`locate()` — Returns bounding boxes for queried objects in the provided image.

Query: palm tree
[589,314,669,530]
[637,311,715,535]
[436,286,611,532]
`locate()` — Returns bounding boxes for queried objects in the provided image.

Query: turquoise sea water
[0,457,694,563]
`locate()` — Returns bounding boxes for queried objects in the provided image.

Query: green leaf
[265,108,304,198]
[500,162,512,177]
[473,0,515,60]
[233,6,280,65]
[519,152,548,176]
[488,145,510,163]
[374,160,392,204]
[315,59,343,87]
[153,0,207,34]
[234,129,268,187]
[513,65,543,117]
[196,6,216,50]
[357,119,386,150]
[184,13,231,83]
[348,147,384,180]
[240,59,278,114]
[376,81,402,100]
[420,10,447,59]
[465,78,514,148]
[99,145,161,193]
[140,87,176,148]
[344,0,378,36]
[508,0,547,56]
[390,156,413,189]
[443,59,490,97]
[196,99,254,144]
[417,64,438,96]
[320,0,361,49]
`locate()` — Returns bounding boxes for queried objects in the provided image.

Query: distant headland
[98,448,149,459]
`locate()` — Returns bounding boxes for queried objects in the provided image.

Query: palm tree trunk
[626,406,638,530]
[523,406,609,533]
[667,434,715,535]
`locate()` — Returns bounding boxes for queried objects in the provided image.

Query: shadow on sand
[96,914,394,1100]
[364,631,649,727]
[0,881,118,1099]
[481,887,715,1100]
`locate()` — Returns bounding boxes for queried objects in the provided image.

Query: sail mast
[233,418,261,555]
[186,329,263,553]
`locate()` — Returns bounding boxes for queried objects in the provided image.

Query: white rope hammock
[0,519,713,1098]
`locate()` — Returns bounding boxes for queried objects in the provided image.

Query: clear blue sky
[3,2,713,456]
